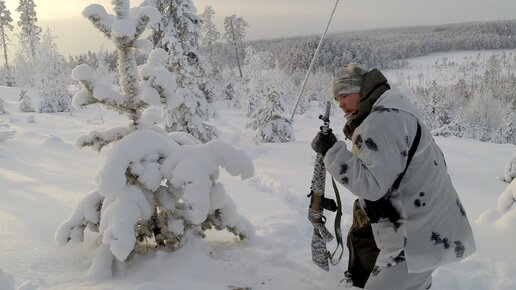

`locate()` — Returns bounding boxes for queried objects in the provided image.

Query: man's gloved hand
[311,130,337,156]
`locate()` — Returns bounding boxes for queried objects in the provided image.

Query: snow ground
[0,67,515,289]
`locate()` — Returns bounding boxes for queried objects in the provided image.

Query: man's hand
[311,130,337,156]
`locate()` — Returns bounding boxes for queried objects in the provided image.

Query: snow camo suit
[324,69,476,289]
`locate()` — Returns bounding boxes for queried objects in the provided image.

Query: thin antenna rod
[289,0,340,121]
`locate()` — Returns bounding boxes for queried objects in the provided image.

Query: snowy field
[1,56,516,289]
[384,48,516,87]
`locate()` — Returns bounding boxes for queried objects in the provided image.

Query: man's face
[335,93,361,116]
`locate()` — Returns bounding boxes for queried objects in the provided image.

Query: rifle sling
[330,177,344,265]
[392,122,421,190]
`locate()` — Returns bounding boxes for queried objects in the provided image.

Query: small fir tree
[501,155,516,183]
[500,107,515,144]
[18,89,34,112]
[56,0,254,278]
[248,86,294,143]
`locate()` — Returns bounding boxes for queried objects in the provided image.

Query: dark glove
[311,130,337,156]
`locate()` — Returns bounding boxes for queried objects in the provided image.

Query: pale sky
[4,0,516,57]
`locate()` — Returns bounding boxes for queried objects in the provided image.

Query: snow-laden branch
[72,64,125,111]
[55,191,104,246]
[75,126,133,152]
[138,48,178,107]
[498,179,516,214]
[96,128,179,198]
[132,6,161,40]
[82,4,114,39]
[112,0,130,20]
[100,185,152,261]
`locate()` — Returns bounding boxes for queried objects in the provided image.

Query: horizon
[2,0,516,57]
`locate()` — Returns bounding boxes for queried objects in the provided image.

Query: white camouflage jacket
[324,88,476,273]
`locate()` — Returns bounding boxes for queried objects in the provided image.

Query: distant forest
[208,19,516,73]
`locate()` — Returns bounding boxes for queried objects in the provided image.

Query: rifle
[307,101,343,271]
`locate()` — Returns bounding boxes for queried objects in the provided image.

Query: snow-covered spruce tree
[16,0,40,60]
[240,47,272,118]
[497,173,516,218]
[36,28,72,113]
[499,155,516,183]
[167,0,217,105]
[16,0,41,86]
[237,47,295,120]
[146,0,217,142]
[55,1,254,278]
[223,14,248,79]
[18,89,34,112]
[95,50,116,86]
[496,106,515,144]
[247,85,294,143]
[199,5,219,61]
[0,0,14,86]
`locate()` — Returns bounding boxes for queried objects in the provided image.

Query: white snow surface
[1,64,516,288]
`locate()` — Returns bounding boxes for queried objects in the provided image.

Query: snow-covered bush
[247,86,294,143]
[491,107,515,144]
[18,89,35,112]
[430,115,471,138]
[56,1,254,278]
[500,155,516,183]
[0,121,14,142]
[497,178,516,215]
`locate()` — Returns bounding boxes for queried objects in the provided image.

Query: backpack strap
[392,122,421,190]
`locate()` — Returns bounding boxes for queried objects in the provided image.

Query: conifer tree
[500,106,515,144]
[18,89,34,112]
[0,0,14,86]
[95,50,116,86]
[147,0,217,142]
[36,29,72,113]
[56,0,253,278]
[502,155,516,183]
[223,15,248,78]
[247,85,294,143]
[199,6,219,60]
[16,0,41,64]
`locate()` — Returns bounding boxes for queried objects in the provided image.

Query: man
[311,63,475,289]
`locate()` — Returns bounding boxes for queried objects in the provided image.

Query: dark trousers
[347,199,380,288]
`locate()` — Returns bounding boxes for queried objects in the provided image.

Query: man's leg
[364,261,433,290]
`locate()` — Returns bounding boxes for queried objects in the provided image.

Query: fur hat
[332,63,369,99]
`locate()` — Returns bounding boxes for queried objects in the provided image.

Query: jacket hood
[373,87,424,122]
